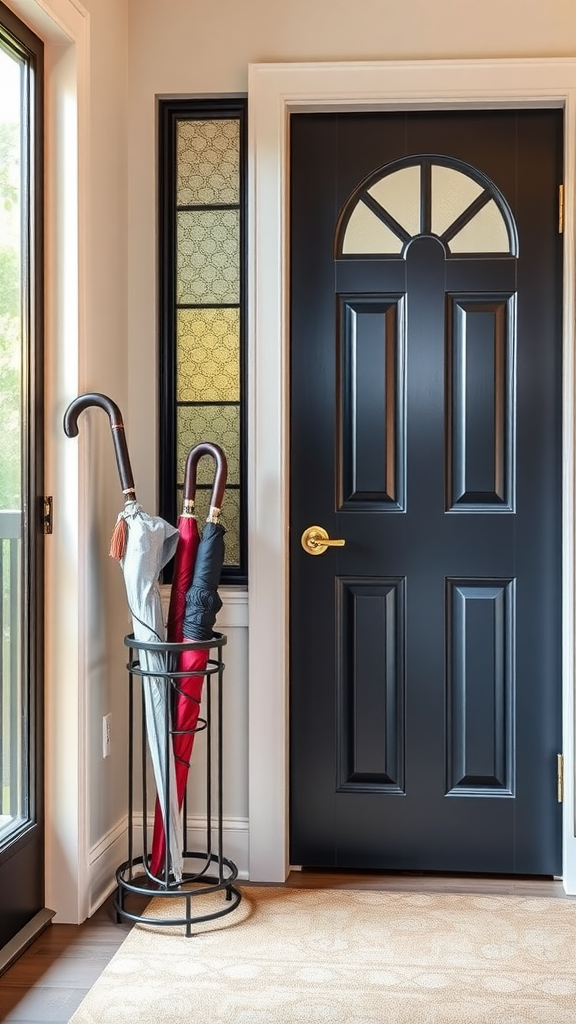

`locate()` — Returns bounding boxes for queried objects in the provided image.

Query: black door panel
[290,110,563,874]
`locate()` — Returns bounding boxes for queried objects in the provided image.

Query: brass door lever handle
[301,525,346,556]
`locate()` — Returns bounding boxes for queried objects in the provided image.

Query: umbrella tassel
[109,516,128,560]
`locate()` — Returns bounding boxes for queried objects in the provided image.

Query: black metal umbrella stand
[114,631,242,937]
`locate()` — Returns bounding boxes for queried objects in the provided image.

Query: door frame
[247,58,576,890]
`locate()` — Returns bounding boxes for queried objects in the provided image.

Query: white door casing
[247,59,576,890]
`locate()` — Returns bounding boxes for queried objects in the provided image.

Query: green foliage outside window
[0,115,21,512]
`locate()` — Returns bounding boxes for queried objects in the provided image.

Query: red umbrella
[149,442,227,877]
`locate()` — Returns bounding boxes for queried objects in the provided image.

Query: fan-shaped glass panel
[340,158,514,258]
[449,198,510,253]
[431,165,484,237]
[367,165,421,236]
[342,201,403,255]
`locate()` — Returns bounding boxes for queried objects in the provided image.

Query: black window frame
[0,0,45,948]
[158,97,248,585]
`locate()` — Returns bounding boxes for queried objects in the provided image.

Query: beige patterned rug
[68,886,576,1023]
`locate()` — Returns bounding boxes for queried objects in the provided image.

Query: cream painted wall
[78,0,130,853]
[39,0,131,857]
[128,0,576,94]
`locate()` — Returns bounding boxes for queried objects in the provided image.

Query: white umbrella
[114,500,182,881]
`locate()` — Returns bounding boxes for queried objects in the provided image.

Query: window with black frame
[158,98,247,584]
[0,0,45,955]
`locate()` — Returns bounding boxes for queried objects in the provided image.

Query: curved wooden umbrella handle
[63,392,136,498]
[183,441,228,519]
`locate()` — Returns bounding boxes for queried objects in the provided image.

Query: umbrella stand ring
[115,630,241,934]
[125,631,226,655]
[126,656,224,682]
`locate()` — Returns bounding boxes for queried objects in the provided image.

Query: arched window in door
[335,154,519,515]
[337,156,518,258]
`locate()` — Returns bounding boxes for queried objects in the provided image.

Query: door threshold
[284,869,570,898]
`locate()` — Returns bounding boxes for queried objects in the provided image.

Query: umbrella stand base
[114,852,242,937]
[114,632,243,937]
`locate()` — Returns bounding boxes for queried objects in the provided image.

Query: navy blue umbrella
[183,520,225,643]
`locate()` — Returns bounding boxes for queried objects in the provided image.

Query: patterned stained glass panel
[162,100,246,580]
[177,308,239,402]
[188,486,240,567]
[177,404,240,487]
[177,209,240,305]
[177,119,239,206]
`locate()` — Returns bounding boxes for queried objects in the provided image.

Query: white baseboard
[88,814,249,917]
[88,817,129,917]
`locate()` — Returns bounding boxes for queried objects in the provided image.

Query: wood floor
[0,893,133,1023]
[0,872,571,1023]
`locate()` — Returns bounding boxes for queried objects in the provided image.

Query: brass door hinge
[557,753,564,803]
[559,184,564,234]
[43,496,53,535]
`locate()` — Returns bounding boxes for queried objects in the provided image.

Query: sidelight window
[159,100,246,582]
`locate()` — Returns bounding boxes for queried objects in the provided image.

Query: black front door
[290,110,563,873]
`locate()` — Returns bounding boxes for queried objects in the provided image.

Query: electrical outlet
[103,714,112,758]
